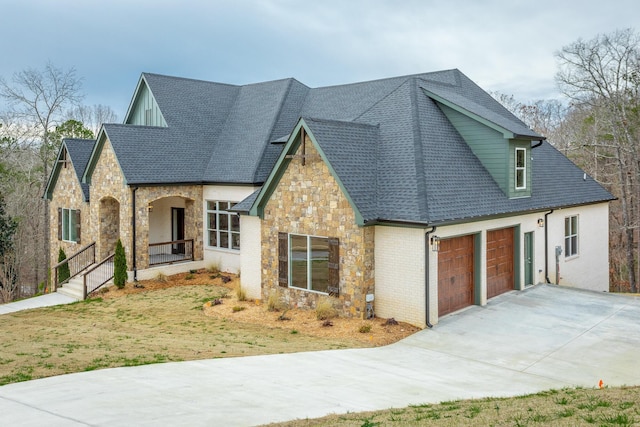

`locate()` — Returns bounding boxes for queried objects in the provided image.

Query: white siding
[202,185,258,273]
[374,226,426,328]
[239,215,261,300]
[546,203,609,292]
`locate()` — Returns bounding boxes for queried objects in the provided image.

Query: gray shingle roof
[45,138,95,201]
[97,69,613,225]
[64,139,95,201]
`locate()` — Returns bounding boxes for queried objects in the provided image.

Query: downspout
[544,209,554,283]
[531,140,552,283]
[132,186,138,282]
[424,226,436,328]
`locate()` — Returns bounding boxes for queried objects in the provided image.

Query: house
[44,69,614,327]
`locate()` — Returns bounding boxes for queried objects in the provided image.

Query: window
[207,201,240,250]
[565,215,578,257]
[515,147,526,190]
[278,233,339,295]
[58,208,80,243]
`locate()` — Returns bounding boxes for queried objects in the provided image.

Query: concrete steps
[57,277,84,300]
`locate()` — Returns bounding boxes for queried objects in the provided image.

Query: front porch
[96,190,204,273]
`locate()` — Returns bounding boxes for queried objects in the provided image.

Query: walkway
[0,292,77,315]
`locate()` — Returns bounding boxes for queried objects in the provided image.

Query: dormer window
[515,148,526,190]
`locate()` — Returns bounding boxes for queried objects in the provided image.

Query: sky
[1,0,638,121]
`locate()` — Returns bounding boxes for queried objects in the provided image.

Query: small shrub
[359,323,372,333]
[185,273,195,280]
[315,297,337,320]
[113,239,127,289]
[207,263,220,275]
[232,306,245,312]
[290,329,298,334]
[57,248,70,284]
[277,309,291,321]
[322,319,333,327]
[267,289,286,312]
[236,286,246,302]
[155,272,168,283]
[189,269,198,274]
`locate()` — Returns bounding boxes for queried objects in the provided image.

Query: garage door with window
[438,235,475,317]
[486,227,515,299]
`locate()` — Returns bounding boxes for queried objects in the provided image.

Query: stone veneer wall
[88,138,203,270]
[261,137,374,318]
[88,138,131,266]
[49,156,90,270]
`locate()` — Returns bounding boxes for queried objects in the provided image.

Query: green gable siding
[125,81,167,127]
[438,104,508,193]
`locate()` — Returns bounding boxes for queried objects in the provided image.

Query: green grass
[0,283,367,386]
[264,386,640,426]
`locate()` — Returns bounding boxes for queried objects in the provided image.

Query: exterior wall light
[537,218,544,227]
[148,204,153,213]
[430,235,440,252]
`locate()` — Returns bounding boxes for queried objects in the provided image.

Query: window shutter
[278,232,288,287]
[328,237,340,296]
[75,210,81,243]
[57,208,62,241]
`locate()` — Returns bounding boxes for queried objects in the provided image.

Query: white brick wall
[374,226,426,327]
[240,215,262,300]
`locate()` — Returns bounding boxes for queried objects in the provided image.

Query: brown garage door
[487,227,515,299]
[438,235,475,317]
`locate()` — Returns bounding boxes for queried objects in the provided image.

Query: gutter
[424,226,436,328]
[531,140,544,149]
[544,209,554,283]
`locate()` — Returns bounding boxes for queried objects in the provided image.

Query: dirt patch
[100,269,420,347]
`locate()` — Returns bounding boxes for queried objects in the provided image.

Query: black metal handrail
[149,239,194,266]
[52,242,96,291]
[83,253,115,299]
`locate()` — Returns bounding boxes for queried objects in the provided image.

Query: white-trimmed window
[277,233,340,295]
[58,208,80,243]
[565,215,578,257]
[206,201,240,250]
[515,147,527,190]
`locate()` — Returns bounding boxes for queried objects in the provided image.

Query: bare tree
[67,104,118,136]
[0,63,83,292]
[556,28,640,292]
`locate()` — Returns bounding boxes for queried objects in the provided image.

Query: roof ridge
[308,69,457,90]
[142,72,239,88]
[253,79,298,182]
[303,116,380,129]
[352,76,414,122]
[410,79,428,222]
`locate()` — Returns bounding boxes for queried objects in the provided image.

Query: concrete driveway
[1,285,638,426]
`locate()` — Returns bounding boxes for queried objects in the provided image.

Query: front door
[171,207,185,254]
[524,232,534,286]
